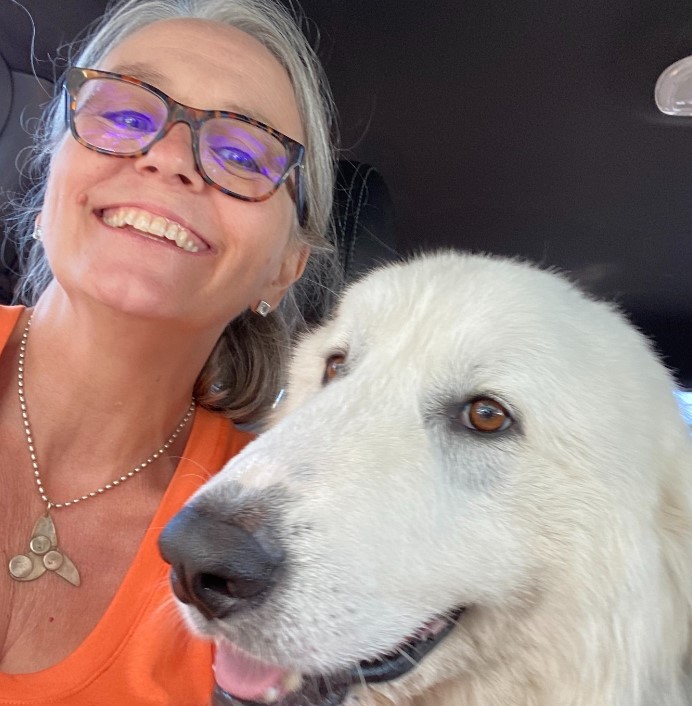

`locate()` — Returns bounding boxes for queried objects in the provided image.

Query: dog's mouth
[211,607,465,706]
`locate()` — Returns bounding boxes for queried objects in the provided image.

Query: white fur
[190,252,692,706]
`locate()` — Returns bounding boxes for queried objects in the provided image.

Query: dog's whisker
[355,663,368,691]
[443,610,464,628]
[321,670,334,696]
[396,647,421,669]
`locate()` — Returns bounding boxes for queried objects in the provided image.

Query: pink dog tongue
[214,639,290,702]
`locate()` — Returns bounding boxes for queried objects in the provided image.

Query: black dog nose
[158,504,284,620]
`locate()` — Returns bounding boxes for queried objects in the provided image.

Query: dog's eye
[460,398,513,433]
[323,353,347,384]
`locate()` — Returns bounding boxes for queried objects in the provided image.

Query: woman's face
[40,18,309,331]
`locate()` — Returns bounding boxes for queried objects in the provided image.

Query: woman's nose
[134,123,206,191]
[158,503,285,620]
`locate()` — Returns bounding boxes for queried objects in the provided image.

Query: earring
[255,300,271,317]
[32,224,42,241]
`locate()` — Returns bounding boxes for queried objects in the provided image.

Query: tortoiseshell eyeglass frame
[64,67,307,227]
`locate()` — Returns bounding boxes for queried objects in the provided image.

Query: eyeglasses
[64,67,307,226]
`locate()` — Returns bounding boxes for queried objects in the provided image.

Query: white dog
[160,252,692,706]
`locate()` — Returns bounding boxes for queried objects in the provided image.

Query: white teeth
[133,212,150,232]
[262,687,280,703]
[164,222,179,241]
[282,672,303,692]
[103,210,126,227]
[257,672,302,703]
[102,207,200,253]
[149,216,167,237]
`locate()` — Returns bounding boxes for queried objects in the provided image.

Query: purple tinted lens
[73,78,167,153]
[199,118,290,198]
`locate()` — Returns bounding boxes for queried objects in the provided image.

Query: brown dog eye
[461,398,513,433]
[323,353,347,384]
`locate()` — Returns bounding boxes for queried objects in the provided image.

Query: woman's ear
[263,244,311,305]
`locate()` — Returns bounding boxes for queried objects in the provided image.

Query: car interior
[0,0,690,418]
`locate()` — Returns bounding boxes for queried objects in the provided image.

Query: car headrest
[333,159,398,281]
[0,48,53,304]
[293,159,399,327]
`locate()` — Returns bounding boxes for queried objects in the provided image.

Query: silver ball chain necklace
[8,314,196,586]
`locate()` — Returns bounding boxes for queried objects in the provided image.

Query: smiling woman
[0,1,338,704]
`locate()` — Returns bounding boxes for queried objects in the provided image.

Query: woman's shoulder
[186,406,255,468]
[0,304,23,323]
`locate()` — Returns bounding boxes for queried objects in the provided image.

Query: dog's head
[160,252,692,706]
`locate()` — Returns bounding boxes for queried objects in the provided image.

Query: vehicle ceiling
[3,0,691,381]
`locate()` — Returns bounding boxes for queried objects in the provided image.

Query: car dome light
[655,55,692,115]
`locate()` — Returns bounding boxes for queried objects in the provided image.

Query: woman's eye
[102,110,157,133]
[459,397,513,434]
[323,353,347,384]
[212,145,262,173]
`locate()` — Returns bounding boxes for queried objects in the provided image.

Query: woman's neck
[14,285,223,489]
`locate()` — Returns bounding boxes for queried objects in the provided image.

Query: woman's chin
[56,271,198,324]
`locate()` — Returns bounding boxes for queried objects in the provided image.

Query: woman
[0,0,337,703]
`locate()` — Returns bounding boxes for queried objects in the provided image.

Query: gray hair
[12,0,339,424]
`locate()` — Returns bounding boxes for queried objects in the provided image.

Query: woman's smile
[99,206,207,253]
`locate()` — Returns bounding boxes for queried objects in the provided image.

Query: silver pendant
[8,513,81,586]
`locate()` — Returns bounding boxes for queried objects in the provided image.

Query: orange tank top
[0,305,253,705]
